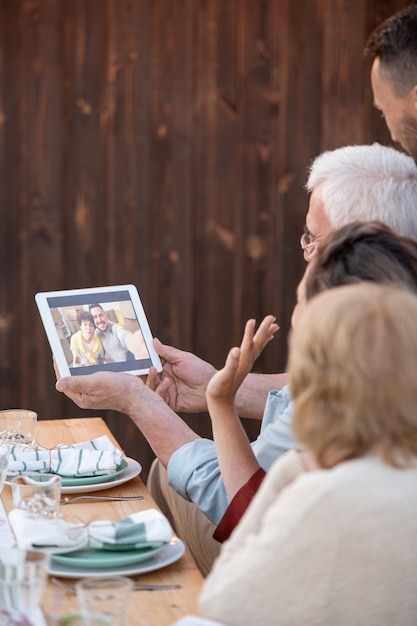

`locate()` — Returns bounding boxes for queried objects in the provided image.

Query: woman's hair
[305,221,417,300]
[289,283,417,469]
[305,144,417,241]
[77,311,95,326]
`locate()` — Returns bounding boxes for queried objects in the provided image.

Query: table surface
[1,418,204,626]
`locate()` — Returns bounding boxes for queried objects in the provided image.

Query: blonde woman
[200,283,417,626]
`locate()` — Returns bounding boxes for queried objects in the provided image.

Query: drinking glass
[0,446,10,526]
[0,410,37,446]
[53,612,115,626]
[76,577,133,626]
[11,473,62,518]
[0,447,9,493]
[0,549,50,616]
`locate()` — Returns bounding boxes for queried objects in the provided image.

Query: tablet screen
[35,284,162,377]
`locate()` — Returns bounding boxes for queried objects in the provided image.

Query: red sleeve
[213,467,266,543]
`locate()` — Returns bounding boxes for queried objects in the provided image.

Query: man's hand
[146,366,172,403]
[207,316,278,407]
[153,338,217,413]
[56,370,201,468]
[55,371,143,414]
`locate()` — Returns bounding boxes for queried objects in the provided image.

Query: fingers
[225,346,241,370]
[234,316,279,381]
[241,319,256,349]
[55,373,100,395]
[154,377,172,401]
[207,347,241,398]
[52,357,61,381]
[153,338,178,363]
[146,366,160,391]
[254,315,279,341]
[238,319,257,372]
[55,375,91,408]
[252,315,279,356]
[55,376,72,392]
[147,366,172,402]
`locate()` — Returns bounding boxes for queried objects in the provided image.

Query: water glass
[0,447,9,494]
[0,409,37,446]
[76,577,133,626]
[11,472,62,518]
[0,549,50,615]
[52,612,115,626]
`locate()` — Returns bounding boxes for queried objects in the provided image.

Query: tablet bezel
[35,284,162,377]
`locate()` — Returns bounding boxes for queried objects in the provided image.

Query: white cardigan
[200,451,417,626]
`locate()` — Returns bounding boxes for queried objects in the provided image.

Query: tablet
[35,284,162,377]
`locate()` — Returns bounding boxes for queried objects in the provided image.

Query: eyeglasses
[300,226,321,257]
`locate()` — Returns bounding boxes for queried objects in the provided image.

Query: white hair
[306,143,417,241]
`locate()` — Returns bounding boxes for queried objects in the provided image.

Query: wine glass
[0,446,10,525]
[0,446,9,493]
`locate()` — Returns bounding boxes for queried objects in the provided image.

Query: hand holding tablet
[36,284,162,377]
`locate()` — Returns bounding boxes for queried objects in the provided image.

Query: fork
[60,495,144,505]
[51,577,181,592]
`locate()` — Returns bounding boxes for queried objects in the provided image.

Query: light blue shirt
[167,385,300,524]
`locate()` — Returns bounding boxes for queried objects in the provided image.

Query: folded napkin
[9,508,173,552]
[7,435,124,477]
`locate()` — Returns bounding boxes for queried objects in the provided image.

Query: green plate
[61,459,128,487]
[52,543,165,568]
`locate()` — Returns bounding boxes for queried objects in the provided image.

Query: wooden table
[1,418,204,626]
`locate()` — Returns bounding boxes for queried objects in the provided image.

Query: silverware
[51,577,181,592]
[60,495,144,505]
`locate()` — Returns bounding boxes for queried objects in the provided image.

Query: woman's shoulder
[272,455,417,515]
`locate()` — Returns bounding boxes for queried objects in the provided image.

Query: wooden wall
[0,0,412,478]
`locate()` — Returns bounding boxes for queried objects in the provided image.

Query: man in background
[366,5,417,162]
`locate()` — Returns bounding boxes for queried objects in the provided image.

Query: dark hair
[77,311,95,326]
[89,303,104,312]
[306,221,417,300]
[365,6,417,96]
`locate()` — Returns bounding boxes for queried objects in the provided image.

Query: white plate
[48,536,185,578]
[61,457,141,494]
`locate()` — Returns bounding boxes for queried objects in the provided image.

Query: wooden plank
[275,0,323,371]
[0,0,20,408]
[60,0,109,287]
[17,0,64,416]
[105,0,151,291]
[320,0,367,147]
[192,0,237,368]
[147,0,194,349]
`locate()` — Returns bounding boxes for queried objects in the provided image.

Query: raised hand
[205,316,278,502]
[207,316,278,406]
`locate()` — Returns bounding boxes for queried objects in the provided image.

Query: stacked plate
[49,537,185,578]
[7,457,142,495]
[60,457,141,494]
[6,456,186,577]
